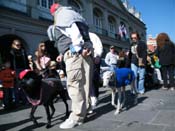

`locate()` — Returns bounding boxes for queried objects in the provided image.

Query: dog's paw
[33,119,39,125]
[114,110,120,115]
[121,103,125,108]
[46,123,52,128]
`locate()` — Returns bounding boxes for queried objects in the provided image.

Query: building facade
[147,35,157,52]
[0,0,146,61]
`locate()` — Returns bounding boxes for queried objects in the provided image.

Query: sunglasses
[131,37,137,40]
[15,44,21,46]
[40,44,45,47]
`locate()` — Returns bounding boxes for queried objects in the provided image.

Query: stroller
[144,55,155,89]
[144,64,155,89]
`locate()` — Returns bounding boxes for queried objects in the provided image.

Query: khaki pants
[64,50,93,122]
[83,55,93,109]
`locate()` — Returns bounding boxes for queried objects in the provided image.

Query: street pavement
[0,86,175,131]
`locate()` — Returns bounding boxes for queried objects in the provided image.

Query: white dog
[103,68,137,115]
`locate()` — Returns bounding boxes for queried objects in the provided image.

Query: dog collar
[24,88,42,106]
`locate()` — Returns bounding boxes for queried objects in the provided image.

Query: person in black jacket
[9,39,29,106]
[130,32,147,94]
[155,33,175,90]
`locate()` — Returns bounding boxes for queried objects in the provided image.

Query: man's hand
[138,58,145,67]
[56,55,63,62]
[94,56,101,64]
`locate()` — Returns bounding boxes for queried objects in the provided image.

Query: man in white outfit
[105,46,119,69]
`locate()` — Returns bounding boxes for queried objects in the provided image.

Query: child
[0,61,16,109]
[0,80,4,109]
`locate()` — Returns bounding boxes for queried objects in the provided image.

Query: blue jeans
[131,63,145,93]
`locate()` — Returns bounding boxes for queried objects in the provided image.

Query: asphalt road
[0,86,175,131]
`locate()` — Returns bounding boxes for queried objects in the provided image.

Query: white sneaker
[59,118,80,129]
[170,87,175,91]
[139,92,145,95]
[88,108,93,114]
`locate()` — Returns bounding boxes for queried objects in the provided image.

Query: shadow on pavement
[18,123,45,131]
[145,83,162,92]
[0,104,31,115]
[0,117,43,131]
[85,90,148,123]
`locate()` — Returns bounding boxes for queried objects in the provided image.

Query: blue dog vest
[113,68,135,88]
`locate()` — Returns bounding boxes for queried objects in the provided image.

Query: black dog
[19,69,69,128]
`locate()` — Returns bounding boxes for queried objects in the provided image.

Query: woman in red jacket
[0,61,16,109]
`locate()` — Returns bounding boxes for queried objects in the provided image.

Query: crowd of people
[0,1,175,129]
[0,39,65,109]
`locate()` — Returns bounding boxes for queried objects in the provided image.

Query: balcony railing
[108,32,116,39]
[91,26,130,42]
[93,26,108,36]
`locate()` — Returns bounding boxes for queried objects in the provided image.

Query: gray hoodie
[54,6,87,28]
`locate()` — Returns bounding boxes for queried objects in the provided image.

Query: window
[41,0,47,8]
[68,0,82,14]
[110,0,115,4]
[38,0,54,9]
[93,8,103,34]
[48,0,53,8]
[108,16,116,38]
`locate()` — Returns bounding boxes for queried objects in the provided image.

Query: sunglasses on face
[40,44,45,47]
[13,42,21,47]
[131,37,137,40]
[15,44,21,47]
